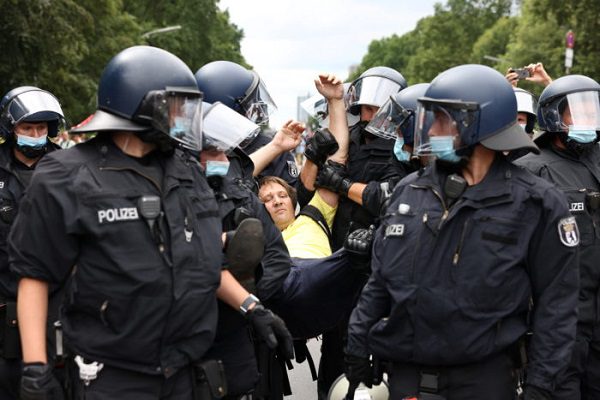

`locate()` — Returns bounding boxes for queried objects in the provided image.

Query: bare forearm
[18,278,49,363]
[300,160,318,191]
[249,142,282,177]
[348,182,366,205]
[217,270,254,310]
[327,98,349,164]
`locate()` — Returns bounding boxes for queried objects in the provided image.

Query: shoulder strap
[298,204,332,246]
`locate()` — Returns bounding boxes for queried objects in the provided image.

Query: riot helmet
[202,101,261,152]
[194,61,277,125]
[414,64,538,162]
[0,86,65,158]
[71,46,204,152]
[300,83,359,128]
[345,66,407,116]
[367,83,430,144]
[537,75,600,135]
[513,87,538,134]
[327,374,389,400]
[0,86,65,139]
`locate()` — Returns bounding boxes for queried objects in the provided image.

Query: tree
[0,0,246,125]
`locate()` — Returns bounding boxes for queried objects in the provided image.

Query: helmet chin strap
[135,129,175,154]
[435,145,474,175]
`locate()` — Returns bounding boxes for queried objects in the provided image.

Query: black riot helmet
[0,86,65,139]
[345,66,407,116]
[414,64,539,159]
[537,75,600,133]
[194,61,277,125]
[71,46,204,152]
[513,87,538,134]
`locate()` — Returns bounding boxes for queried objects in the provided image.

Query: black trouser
[69,363,195,400]
[553,322,600,400]
[0,357,20,400]
[388,352,516,400]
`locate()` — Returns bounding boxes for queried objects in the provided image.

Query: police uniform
[244,131,299,187]
[346,157,579,398]
[9,136,223,394]
[361,155,420,218]
[204,169,292,398]
[331,124,397,251]
[517,142,600,398]
[0,142,60,398]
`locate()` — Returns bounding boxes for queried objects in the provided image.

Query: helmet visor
[366,96,413,140]
[136,88,204,151]
[5,89,64,125]
[203,102,261,152]
[241,74,277,125]
[300,93,328,121]
[414,99,480,156]
[561,91,600,131]
[345,76,403,110]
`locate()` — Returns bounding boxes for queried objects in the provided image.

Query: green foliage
[0,0,245,125]
[352,0,599,89]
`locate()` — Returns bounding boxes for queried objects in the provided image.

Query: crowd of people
[0,44,599,400]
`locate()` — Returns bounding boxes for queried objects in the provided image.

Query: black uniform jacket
[347,156,579,391]
[0,142,59,299]
[9,136,223,376]
[517,141,600,329]
[331,125,397,250]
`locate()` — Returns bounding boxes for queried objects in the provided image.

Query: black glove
[344,353,373,389]
[246,304,295,360]
[21,363,65,400]
[304,128,339,166]
[316,161,353,196]
[344,225,375,272]
[523,385,551,400]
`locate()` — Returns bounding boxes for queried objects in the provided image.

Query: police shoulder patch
[558,216,580,247]
[287,160,299,178]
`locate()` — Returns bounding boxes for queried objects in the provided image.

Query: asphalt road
[286,338,321,399]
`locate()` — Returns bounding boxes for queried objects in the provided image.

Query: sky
[217,0,440,128]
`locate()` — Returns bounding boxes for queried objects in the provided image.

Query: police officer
[10,46,290,400]
[361,83,430,214]
[305,66,406,399]
[194,61,300,187]
[0,86,64,399]
[517,75,600,399]
[198,101,295,399]
[345,64,578,399]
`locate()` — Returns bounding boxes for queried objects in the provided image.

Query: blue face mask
[393,138,411,162]
[567,127,597,144]
[205,160,230,177]
[16,134,48,148]
[429,136,460,163]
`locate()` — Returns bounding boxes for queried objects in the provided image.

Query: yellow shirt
[282,191,337,259]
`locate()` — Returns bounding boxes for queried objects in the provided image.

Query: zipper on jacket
[452,220,470,266]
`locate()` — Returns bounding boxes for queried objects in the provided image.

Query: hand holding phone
[510,68,531,80]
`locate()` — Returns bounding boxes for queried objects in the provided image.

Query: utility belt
[0,298,20,360]
[68,355,227,400]
[386,340,528,400]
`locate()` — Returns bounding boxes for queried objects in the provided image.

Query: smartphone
[510,68,531,79]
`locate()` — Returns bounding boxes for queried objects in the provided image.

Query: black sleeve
[525,186,579,391]
[9,156,80,284]
[346,226,391,358]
